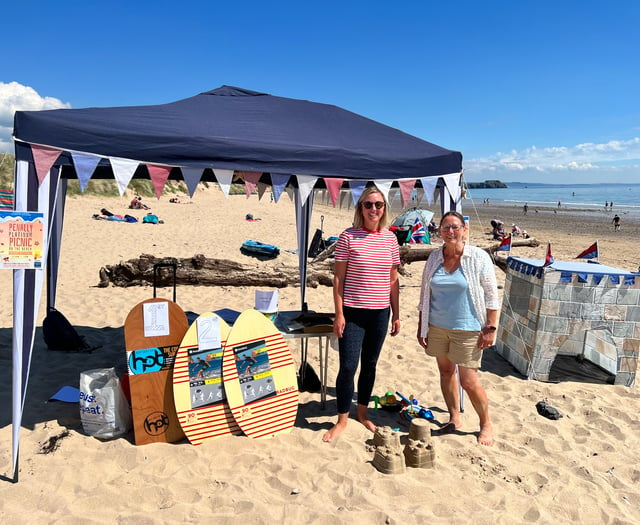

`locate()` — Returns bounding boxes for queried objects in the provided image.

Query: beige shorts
[424,324,482,368]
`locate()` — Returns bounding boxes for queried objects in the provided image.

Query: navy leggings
[335,306,390,414]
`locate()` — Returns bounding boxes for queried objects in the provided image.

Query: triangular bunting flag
[30,144,62,185]
[70,152,101,192]
[242,171,262,198]
[398,179,417,207]
[348,180,368,207]
[181,167,204,198]
[270,173,291,203]
[147,165,172,199]
[213,168,234,197]
[374,180,393,204]
[419,176,438,206]
[442,172,462,203]
[109,157,139,196]
[295,175,318,206]
[323,177,344,207]
[257,181,268,200]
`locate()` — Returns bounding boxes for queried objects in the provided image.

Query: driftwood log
[98,253,335,289]
[98,238,540,289]
[399,237,540,272]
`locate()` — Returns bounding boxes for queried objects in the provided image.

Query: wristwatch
[482,325,497,333]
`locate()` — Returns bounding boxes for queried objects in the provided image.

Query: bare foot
[477,423,494,446]
[356,415,377,433]
[356,404,376,434]
[323,418,348,443]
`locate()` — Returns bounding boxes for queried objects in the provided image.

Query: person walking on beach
[323,185,401,443]
[612,214,621,231]
[416,211,499,446]
[523,203,528,215]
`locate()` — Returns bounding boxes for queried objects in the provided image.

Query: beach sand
[1,188,639,524]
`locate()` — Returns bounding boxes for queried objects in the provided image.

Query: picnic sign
[0,211,45,269]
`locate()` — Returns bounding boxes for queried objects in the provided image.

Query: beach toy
[396,391,434,421]
[376,391,401,412]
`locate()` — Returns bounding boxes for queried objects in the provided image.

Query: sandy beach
[1,186,639,524]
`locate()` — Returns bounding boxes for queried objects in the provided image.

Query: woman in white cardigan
[417,211,500,446]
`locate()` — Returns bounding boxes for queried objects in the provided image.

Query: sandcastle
[403,419,436,469]
[372,420,436,474]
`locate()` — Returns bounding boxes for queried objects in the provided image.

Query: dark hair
[439,210,466,227]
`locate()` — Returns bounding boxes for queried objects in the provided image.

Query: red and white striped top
[335,227,400,309]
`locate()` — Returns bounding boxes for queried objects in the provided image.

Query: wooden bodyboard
[222,309,299,439]
[173,312,241,444]
[124,298,189,445]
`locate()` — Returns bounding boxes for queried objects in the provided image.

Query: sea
[461,182,640,220]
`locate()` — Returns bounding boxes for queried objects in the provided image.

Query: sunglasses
[361,201,385,209]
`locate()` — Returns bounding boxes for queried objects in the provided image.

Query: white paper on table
[197,316,221,350]
[143,301,170,337]
[255,289,278,312]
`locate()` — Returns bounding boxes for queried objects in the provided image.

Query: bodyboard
[222,309,299,438]
[173,312,242,444]
[124,298,188,445]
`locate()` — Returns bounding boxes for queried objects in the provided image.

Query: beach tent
[10,85,463,481]
[496,257,639,386]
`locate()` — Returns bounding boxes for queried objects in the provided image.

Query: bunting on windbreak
[497,235,512,253]
[147,165,172,199]
[542,241,554,268]
[576,241,599,260]
[109,157,139,196]
[30,144,62,185]
[70,152,101,192]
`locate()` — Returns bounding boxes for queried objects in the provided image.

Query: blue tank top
[429,265,482,331]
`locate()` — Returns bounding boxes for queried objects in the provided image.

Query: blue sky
[1,1,639,184]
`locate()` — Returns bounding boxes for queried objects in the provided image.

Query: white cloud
[465,138,640,183]
[0,81,71,152]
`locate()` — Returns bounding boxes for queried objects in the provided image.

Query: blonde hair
[353,185,389,230]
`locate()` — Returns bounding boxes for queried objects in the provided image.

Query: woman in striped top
[323,185,401,443]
